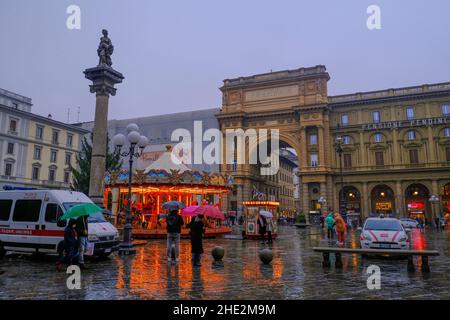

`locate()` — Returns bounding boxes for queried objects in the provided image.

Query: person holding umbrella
[259,210,273,244]
[75,215,89,269]
[188,214,205,267]
[56,218,79,271]
[163,201,185,264]
[257,213,267,244]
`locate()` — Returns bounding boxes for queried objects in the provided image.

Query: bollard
[259,249,274,265]
[211,246,225,261]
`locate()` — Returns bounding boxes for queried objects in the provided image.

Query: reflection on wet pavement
[0,226,448,299]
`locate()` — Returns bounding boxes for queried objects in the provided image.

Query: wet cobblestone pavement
[0,226,449,300]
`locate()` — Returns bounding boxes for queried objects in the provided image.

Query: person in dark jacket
[257,215,267,243]
[75,215,89,269]
[56,219,78,271]
[166,209,184,264]
[189,214,205,266]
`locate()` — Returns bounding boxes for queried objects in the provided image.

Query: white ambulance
[0,189,120,258]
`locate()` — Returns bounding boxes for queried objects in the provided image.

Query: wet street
[0,226,449,300]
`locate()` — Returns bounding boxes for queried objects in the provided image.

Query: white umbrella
[259,210,273,218]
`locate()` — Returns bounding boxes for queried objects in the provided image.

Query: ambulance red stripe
[0,228,64,237]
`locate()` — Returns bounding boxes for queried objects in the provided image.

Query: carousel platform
[131,226,232,239]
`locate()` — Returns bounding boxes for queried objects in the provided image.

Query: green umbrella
[59,203,102,221]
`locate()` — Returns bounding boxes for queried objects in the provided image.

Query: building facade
[0,88,88,190]
[217,66,450,221]
[80,108,221,173]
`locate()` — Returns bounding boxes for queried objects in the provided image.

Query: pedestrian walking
[334,213,347,245]
[435,217,441,231]
[166,209,184,264]
[266,217,274,244]
[319,215,325,229]
[75,215,89,269]
[325,212,335,240]
[257,214,267,243]
[56,219,79,271]
[188,214,205,267]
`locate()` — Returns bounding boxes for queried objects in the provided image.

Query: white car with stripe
[360,217,409,250]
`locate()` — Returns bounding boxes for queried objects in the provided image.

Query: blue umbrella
[162,201,185,211]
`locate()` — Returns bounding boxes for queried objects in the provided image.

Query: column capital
[84,65,124,97]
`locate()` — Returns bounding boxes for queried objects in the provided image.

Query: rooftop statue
[97,29,114,67]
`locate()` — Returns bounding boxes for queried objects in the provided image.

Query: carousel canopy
[144,145,191,174]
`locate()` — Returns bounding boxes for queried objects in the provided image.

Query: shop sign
[362,117,448,131]
[375,202,392,210]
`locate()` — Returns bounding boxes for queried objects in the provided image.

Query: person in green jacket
[325,212,335,240]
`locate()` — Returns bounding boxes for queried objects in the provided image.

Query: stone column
[359,131,366,168]
[300,127,308,169]
[302,182,309,214]
[392,129,400,165]
[427,126,436,163]
[84,66,124,206]
[318,125,325,168]
[395,181,403,217]
[362,182,369,218]
[323,113,332,169]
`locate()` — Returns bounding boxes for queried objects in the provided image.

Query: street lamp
[112,123,149,255]
[335,136,346,219]
[429,194,439,223]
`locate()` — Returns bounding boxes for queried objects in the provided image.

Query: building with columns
[217,65,450,222]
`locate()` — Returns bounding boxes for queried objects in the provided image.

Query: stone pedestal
[84,66,124,206]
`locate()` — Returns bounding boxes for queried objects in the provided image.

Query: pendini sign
[362,117,448,131]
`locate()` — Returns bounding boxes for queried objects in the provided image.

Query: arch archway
[405,183,430,220]
[441,183,450,220]
[371,184,395,216]
[339,186,361,221]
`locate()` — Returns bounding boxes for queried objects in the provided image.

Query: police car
[360,217,409,249]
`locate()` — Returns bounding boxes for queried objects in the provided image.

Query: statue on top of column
[97,29,114,67]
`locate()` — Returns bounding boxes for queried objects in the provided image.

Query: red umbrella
[182,205,225,220]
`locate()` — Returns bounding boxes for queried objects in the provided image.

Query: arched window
[374,133,382,143]
[342,135,351,144]
[407,130,416,141]
[444,128,450,138]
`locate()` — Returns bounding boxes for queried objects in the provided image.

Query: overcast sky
[1,0,450,124]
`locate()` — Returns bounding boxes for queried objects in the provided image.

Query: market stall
[242,201,279,240]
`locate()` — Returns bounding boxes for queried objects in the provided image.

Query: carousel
[242,200,279,240]
[103,145,233,239]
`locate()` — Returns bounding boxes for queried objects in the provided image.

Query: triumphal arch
[217,65,335,216]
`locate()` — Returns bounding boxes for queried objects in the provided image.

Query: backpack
[166,214,180,232]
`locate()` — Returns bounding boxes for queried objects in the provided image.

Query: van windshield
[62,202,106,223]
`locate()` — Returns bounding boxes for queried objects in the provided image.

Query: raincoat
[334,214,347,233]
[325,213,335,229]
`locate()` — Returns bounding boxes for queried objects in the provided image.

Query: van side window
[0,199,13,221]
[12,200,42,222]
[45,204,64,223]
